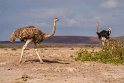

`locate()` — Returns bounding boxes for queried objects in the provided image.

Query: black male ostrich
[96,20,112,46]
[10,18,59,63]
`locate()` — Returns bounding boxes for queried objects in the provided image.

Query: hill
[43,36,99,44]
[1,36,124,45]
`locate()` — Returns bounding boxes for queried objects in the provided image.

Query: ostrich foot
[39,59,44,64]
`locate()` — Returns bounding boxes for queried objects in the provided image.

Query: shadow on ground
[24,59,70,64]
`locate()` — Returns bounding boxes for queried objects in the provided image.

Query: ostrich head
[53,18,59,26]
[43,18,59,39]
[54,18,59,22]
[108,28,112,34]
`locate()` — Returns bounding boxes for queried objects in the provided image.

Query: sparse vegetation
[0,44,4,48]
[55,44,64,48]
[11,48,17,50]
[37,44,50,48]
[75,40,124,64]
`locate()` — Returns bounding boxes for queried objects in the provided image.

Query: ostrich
[96,20,112,46]
[10,18,59,63]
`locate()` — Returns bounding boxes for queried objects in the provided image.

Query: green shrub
[0,44,4,48]
[75,40,124,64]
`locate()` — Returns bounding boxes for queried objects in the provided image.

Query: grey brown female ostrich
[10,18,59,63]
[96,20,112,46]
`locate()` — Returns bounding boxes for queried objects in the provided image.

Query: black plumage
[96,30,111,40]
[96,19,112,46]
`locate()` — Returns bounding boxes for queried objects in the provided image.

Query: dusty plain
[0,44,124,83]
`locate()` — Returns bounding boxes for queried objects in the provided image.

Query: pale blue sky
[0,0,124,40]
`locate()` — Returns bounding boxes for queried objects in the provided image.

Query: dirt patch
[0,47,124,83]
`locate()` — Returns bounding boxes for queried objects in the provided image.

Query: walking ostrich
[96,20,112,46]
[10,18,59,63]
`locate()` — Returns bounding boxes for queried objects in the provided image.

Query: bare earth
[0,47,124,83]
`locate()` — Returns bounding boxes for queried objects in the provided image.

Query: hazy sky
[0,0,124,40]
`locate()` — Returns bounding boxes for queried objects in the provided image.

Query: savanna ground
[0,44,124,83]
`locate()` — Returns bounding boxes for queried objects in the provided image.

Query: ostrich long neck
[96,20,99,33]
[44,20,57,39]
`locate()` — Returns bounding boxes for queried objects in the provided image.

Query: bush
[75,40,124,64]
[0,44,4,48]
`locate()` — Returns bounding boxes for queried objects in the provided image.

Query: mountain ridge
[1,36,124,44]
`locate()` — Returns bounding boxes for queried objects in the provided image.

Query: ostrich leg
[101,37,106,46]
[34,49,43,63]
[101,41,105,46]
[20,39,32,63]
[34,43,43,63]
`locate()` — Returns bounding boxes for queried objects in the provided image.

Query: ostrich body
[10,18,59,63]
[96,20,112,46]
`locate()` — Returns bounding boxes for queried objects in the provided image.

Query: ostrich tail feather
[10,32,16,43]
